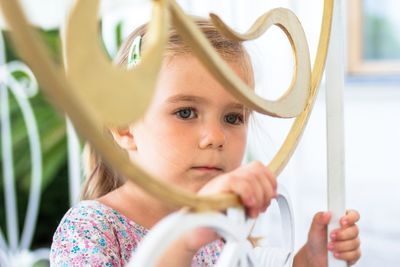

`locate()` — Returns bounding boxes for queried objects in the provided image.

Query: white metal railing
[129,185,295,267]
[0,30,48,266]
[0,29,84,265]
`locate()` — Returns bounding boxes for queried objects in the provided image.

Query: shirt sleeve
[192,239,224,267]
[50,217,121,267]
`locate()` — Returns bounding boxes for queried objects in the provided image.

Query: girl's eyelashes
[174,107,197,120]
[224,113,244,125]
[173,107,245,125]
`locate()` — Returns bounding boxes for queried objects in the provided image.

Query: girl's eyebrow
[166,94,207,104]
[226,103,245,110]
[166,94,245,110]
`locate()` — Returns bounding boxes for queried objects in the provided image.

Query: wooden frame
[348,0,400,75]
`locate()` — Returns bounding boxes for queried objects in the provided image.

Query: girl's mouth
[191,166,223,172]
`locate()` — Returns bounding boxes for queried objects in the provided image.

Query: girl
[50,18,361,266]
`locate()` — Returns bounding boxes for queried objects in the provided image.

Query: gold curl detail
[63,0,169,127]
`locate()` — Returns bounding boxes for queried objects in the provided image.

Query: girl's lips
[191,166,223,172]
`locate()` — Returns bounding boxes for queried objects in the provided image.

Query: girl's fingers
[259,166,277,210]
[208,162,277,218]
[230,176,255,206]
[259,181,274,212]
[252,161,277,194]
[246,164,275,212]
[244,173,264,211]
[245,177,264,218]
[333,249,361,265]
[328,238,361,253]
[331,225,359,241]
[230,176,261,218]
[263,165,277,191]
[239,162,276,208]
[340,209,360,227]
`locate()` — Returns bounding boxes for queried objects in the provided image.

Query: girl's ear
[110,127,137,151]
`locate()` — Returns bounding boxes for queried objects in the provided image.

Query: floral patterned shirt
[50,200,223,266]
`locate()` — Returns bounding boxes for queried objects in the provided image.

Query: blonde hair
[81,17,254,200]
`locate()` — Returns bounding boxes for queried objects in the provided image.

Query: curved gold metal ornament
[64,0,168,127]
[0,0,334,211]
[171,3,311,119]
[269,0,334,175]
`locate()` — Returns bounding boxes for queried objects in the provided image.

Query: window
[347,0,400,75]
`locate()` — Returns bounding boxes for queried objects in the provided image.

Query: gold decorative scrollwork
[64,0,169,127]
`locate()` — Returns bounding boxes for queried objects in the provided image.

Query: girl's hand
[198,161,277,218]
[184,161,277,253]
[328,210,361,265]
[296,210,361,267]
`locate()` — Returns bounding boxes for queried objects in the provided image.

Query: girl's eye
[224,113,244,125]
[175,108,197,119]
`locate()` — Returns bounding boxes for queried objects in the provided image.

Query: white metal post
[325,0,347,266]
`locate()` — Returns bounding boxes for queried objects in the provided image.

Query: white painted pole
[325,0,347,266]
[67,117,82,206]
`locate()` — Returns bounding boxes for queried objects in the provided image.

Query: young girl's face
[120,55,253,193]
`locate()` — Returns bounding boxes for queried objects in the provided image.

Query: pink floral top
[50,200,223,266]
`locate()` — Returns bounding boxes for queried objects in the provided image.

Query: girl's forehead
[154,55,252,104]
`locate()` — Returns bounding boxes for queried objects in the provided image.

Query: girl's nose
[198,122,226,150]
